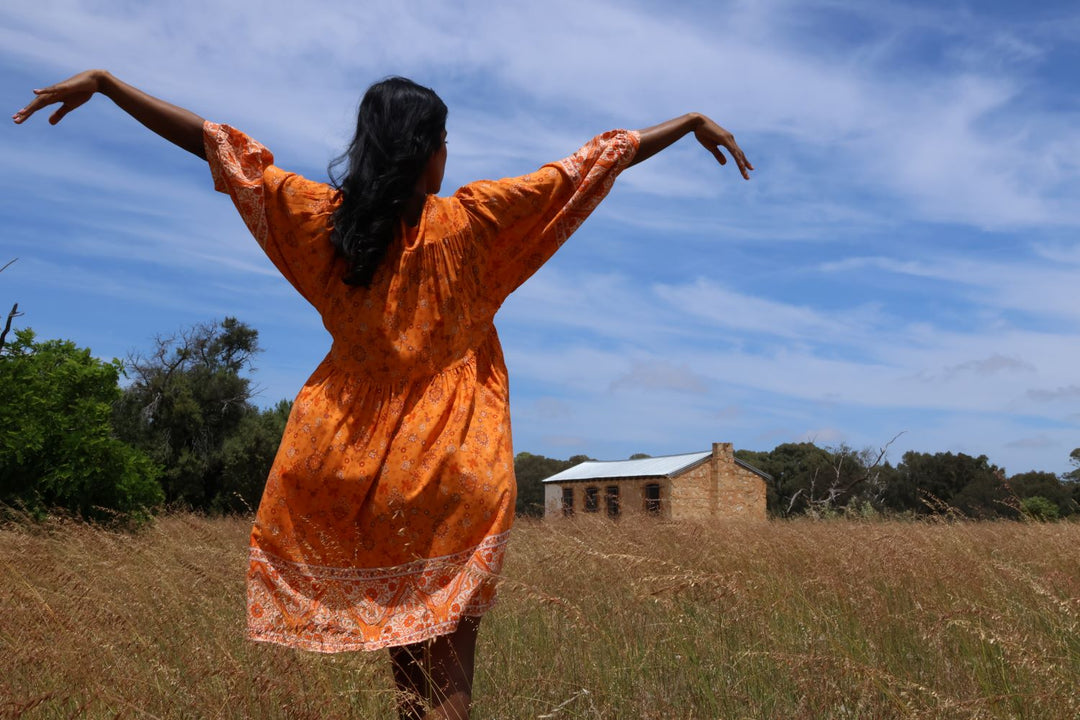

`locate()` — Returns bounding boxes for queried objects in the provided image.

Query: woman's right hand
[692,114,753,180]
[12,69,104,125]
[631,112,753,179]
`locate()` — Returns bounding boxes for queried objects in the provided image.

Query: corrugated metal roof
[541,451,711,483]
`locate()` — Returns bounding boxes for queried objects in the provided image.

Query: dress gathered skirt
[204,120,638,652]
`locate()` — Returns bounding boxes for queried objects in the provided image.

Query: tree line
[736,442,1080,520]
[2,316,1078,523]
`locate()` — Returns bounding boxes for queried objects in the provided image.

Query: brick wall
[667,460,712,520]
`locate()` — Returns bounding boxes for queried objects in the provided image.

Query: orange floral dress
[204,120,639,652]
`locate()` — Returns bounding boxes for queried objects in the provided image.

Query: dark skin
[15,70,752,720]
[632,111,753,178]
[390,616,480,720]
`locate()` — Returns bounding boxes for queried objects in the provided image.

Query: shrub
[0,328,162,523]
[1020,495,1060,522]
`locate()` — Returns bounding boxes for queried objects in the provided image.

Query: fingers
[13,89,58,124]
[13,74,96,125]
[12,106,37,124]
[712,141,754,180]
[49,105,71,125]
[16,95,91,126]
[723,143,752,180]
[695,119,754,180]
[12,97,43,124]
[730,147,753,180]
[719,134,753,180]
[708,145,728,166]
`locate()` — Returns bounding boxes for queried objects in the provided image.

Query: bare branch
[785,488,804,516]
[0,302,24,352]
[866,431,906,472]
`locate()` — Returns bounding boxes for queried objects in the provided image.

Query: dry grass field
[1,513,1078,719]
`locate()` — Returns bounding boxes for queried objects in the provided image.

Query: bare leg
[390,642,428,720]
[425,616,481,720]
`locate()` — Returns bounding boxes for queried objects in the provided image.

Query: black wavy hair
[329,77,448,286]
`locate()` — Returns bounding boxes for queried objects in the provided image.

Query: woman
[14,70,751,720]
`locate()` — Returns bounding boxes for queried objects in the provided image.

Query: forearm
[97,72,206,159]
[629,113,704,167]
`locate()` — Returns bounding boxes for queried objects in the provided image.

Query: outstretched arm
[12,70,206,159]
[631,112,752,179]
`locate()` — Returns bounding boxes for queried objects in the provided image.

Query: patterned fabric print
[248,531,509,652]
[555,130,641,243]
[204,121,639,653]
[206,124,273,248]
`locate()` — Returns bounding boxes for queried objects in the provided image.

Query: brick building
[542,442,769,521]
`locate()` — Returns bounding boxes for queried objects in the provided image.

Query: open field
[1,514,1078,719]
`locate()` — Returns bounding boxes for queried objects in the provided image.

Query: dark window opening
[644,483,661,515]
[561,487,574,516]
[584,486,599,512]
[605,485,620,518]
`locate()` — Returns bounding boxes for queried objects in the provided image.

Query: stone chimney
[713,442,733,459]
[708,442,729,515]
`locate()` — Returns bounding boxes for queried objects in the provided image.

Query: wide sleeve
[204,121,341,311]
[454,129,639,307]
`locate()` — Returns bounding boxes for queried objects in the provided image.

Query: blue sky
[2,0,1078,475]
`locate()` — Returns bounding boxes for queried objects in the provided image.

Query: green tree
[1065,448,1080,482]
[214,399,291,513]
[114,318,282,512]
[0,328,162,522]
[1008,470,1075,517]
[513,452,592,517]
[736,442,869,516]
[888,451,1008,518]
